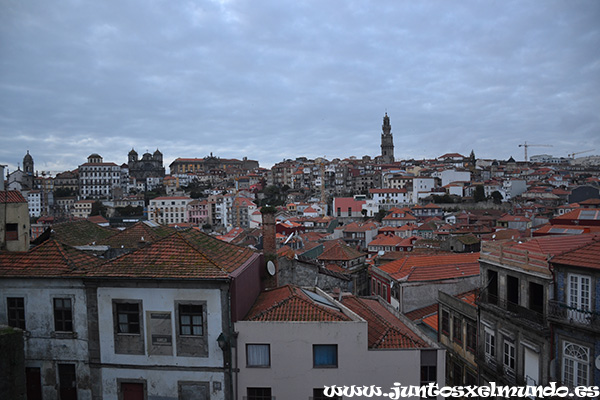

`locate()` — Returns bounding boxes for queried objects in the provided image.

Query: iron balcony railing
[548,300,600,331]
[478,291,545,326]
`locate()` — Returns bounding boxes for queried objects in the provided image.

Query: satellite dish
[267,261,276,276]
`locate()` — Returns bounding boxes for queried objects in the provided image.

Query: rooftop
[244,285,352,322]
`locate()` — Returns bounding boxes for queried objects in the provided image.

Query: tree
[490,190,503,204]
[374,208,387,222]
[90,201,106,216]
[473,185,486,202]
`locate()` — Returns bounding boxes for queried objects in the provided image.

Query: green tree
[490,190,503,204]
[90,201,106,216]
[473,185,486,202]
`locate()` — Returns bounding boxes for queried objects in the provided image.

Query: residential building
[371,253,480,313]
[27,190,43,217]
[0,239,99,400]
[188,199,210,226]
[0,227,264,400]
[332,197,366,219]
[438,290,479,387]
[333,221,379,250]
[78,153,121,200]
[72,200,94,219]
[235,285,444,399]
[476,235,599,387]
[0,191,30,252]
[148,196,193,225]
[548,239,600,388]
[369,188,410,211]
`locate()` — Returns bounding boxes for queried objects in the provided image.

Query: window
[313,388,341,400]
[568,274,591,323]
[529,282,544,314]
[7,297,25,329]
[5,223,18,241]
[506,275,519,308]
[487,270,498,305]
[179,304,203,336]
[175,301,207,357]
[484,328,495,364]
[247,387,271,400]
[420,349,437,387]
[441,310,449,335]
[466,321,477,353]
[503,339,515,372]
[452,317,462,344]
[117,303,140,333]
[53,298,73,332]
[563,342,589,387]
[313,344,338,368]
[247,344,270,367]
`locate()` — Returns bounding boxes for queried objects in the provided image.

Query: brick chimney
[261,206,277,288]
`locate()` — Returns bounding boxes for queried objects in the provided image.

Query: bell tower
[380,113,394,164]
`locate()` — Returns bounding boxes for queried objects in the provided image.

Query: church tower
[380,113,395,164]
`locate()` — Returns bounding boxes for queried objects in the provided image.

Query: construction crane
[518,142,553,162]
[568,149,595,159]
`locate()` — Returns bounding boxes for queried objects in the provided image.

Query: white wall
[235,320,442,398]
[0,278,92,400]
[97,286,224,367]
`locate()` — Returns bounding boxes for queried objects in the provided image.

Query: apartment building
[148,196,193,225]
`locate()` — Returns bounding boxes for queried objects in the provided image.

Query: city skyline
[1,1,599,173]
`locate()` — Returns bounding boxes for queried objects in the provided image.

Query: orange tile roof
[369,234,404,246]
[341,296,428,349]
[88,229,257,279]
[551,238,600,270]
[422,313,438,331]
[0,190,27,203]
[99,221,175,248]
[404,303,438,321]
[245,285,352,322]
[318,241,365,261]
[0,239,101,277]
[377,253,480,282]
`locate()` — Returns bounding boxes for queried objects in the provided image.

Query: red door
[26,367,42,400]
[122,382,145,400]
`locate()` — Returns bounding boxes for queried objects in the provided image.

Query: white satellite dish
[267,261,276,276]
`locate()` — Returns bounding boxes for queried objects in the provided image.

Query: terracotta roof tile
[377,253,480,282]
[551,238,600,270]
[0,239,101,277]
[87,228,257,279]
[51,220,116,246]
[245,285,352,322]
[404,303,438,321]
[0,190,27,203]
[99,221,175,248]
[341,296,428,349]
[422,313,438,331]
[318,241,365,261]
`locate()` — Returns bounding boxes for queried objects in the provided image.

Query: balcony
[548,300,600,331]
[478,291,546,327]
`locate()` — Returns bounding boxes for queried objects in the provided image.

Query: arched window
[563,342,589,387]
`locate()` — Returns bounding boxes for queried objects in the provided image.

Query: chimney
[261,206,277,288]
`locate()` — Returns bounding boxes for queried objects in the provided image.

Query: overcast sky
[1,0,599,174]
